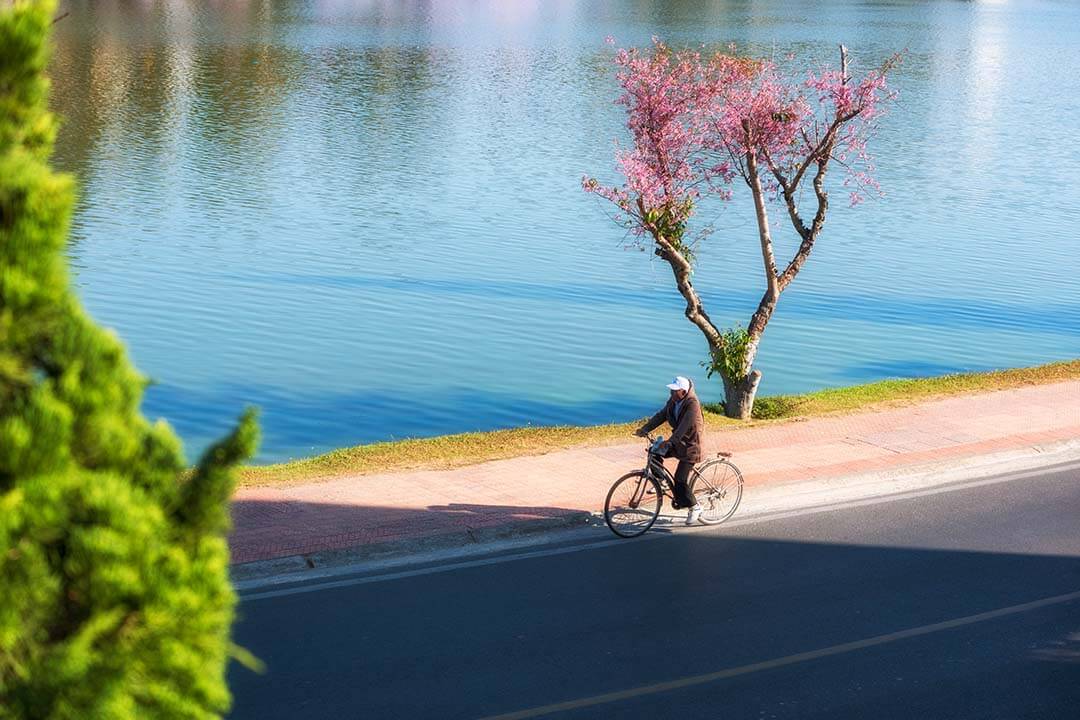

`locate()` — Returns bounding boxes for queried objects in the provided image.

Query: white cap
[666,376,691,392]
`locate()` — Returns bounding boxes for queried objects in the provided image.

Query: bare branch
[638,199,724,349]
[778,154,830,290]
[744,151,780,298]
[746,288,778,340]
[759,147,814,238]
[759,147,791,195]
[788,115,844,195]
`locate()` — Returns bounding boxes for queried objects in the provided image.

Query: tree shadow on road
[229,498,598,564]
[228,528,1080,720]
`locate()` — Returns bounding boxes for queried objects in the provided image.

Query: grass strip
[238,359,1080,489]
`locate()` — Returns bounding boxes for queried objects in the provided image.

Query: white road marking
[475,589,1080,720]
[238,460,1080,602]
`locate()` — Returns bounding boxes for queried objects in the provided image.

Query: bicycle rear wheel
[691,458,743,524]
[604,471,662,538]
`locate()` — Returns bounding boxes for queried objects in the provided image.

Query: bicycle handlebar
[634,430,666,455]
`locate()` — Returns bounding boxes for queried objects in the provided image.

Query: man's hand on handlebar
[633,427,649,438]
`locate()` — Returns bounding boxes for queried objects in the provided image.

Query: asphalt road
[229,461,1080,719]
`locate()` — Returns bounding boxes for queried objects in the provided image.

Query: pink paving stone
[230,380,1080,564]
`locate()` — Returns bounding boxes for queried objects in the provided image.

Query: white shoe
[685,505,702,525]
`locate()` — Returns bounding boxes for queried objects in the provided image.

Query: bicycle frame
[646,451,674,489]
[606,435,743,537]
[627,436,675,509]
[639,435,709,504]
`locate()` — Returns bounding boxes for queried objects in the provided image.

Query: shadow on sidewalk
[229,498,593,564]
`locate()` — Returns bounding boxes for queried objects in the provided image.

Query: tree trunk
[722,369,762,420]
[715,147,775,420]
[638,198,724,350]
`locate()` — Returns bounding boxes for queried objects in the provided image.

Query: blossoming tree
[585,41,897,418]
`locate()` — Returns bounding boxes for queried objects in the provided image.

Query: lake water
[48,0,1080,463]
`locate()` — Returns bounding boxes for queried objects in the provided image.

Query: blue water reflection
[47,0,1080,462]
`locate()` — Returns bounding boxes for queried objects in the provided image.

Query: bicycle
[603,434,744,538]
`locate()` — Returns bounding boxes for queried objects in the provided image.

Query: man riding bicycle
[635,376,705,525]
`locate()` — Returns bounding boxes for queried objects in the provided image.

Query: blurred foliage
[0,3,258,717]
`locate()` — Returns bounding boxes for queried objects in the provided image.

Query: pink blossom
[583,40,733,239]
[586,40,899,239]
[584,39,901,399]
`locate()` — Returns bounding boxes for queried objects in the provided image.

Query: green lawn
[238,359,1080,489]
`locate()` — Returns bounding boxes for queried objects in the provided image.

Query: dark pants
[657,448,697,509]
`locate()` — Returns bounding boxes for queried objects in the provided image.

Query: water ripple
[48,0,1080,461]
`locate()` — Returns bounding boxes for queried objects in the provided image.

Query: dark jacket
[640,380,704,462]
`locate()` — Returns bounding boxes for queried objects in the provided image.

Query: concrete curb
[231,511,597,584]
[231,438,1080,588]
[742,436,1080,513]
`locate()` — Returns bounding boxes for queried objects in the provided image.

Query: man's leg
[673,460,698,509]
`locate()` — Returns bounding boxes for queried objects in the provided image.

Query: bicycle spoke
[605,472,661,537]
[691,459,743,525]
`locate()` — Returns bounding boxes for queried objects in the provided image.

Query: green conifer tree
[0,2,259,717]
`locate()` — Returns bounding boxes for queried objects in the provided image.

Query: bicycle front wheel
[604,471,662,538]
[691,459,743,525]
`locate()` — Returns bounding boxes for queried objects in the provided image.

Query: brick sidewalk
[229,381,1080,564]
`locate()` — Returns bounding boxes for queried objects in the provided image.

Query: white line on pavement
[474,589,1080,720]
[238,459,1080,602]
[238,533,643,601]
